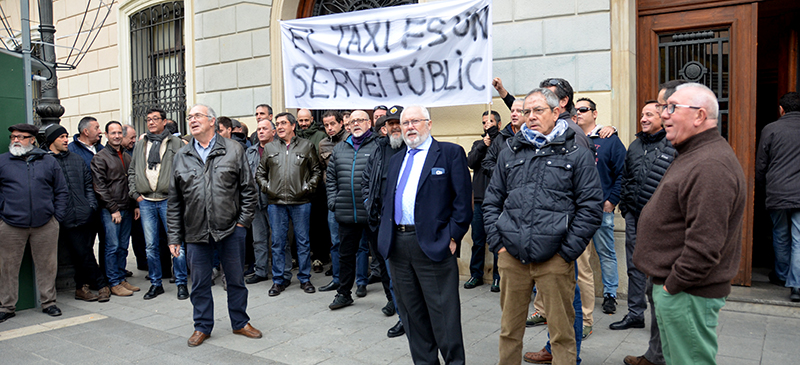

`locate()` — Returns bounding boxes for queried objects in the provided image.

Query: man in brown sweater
[633,83,746,365]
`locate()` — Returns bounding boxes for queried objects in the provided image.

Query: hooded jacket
[296,122,327,152]
[0,148,68,227]
[483,128,603,264]
[50,149,97,228]
[618,129,676,216]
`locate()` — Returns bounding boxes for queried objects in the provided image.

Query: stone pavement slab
[3,262,800,364]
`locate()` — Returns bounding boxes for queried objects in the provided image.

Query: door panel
[638,3,757,285]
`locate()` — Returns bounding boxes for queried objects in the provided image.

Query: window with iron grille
[130,1,186,135]
[312,0,416,16]
[658,29,730,139]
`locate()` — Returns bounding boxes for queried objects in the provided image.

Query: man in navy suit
[377,105,472,365]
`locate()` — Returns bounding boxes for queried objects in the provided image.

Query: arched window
[297,0,417,18]
[130,2,186,134]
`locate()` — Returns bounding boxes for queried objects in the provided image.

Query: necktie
[394,149,420,223]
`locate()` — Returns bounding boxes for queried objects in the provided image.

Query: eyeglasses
[576,107,595,113]
[9,134,34,141]
[654,103,667,112]
[146,117,162,122]
[400,119,428,127]
[665,104,701,115]
[186,114,210,121]
[373,105,388,111]
[522,107,553,116]
[350,118,370,124]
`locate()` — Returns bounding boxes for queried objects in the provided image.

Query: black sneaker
[464,277,483,289]
[356,285,367,298]
[602,294,617,314]
[329,294,354,310]
[143,285,165,300]
[42,305,62,317]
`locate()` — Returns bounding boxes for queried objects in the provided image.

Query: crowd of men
[3,74,786,365]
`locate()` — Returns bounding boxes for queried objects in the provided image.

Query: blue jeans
[102,209,133,287]
[469,202,500,280]
[770,209,800,287]
[357,230,369,286]
[139,199,187,286]
[186,226,250,335]
[328,210,341,283]
[268,203,312,285]
[545,263,583,364]
[593,212,619,295]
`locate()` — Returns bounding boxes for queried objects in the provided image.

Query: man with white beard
[362,106,406,337]
[0,123,69,323]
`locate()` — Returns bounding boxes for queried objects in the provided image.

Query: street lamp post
[34,0,64,128]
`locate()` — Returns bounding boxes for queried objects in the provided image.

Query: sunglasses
[576,107,595,113]
[373,105,388,111]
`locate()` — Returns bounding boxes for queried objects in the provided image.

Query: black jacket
[326,132,380,224]
[362,135,405,230]
[482,122,516,179]
[51,150,97,228]
[0,149,68,228]
[91,144,134,213]
[619,130,676,216]
[256,136,322,205]
[756,111,800,210]
[467,125,499,204]
[483,128,603,264]
[168,135,258,245]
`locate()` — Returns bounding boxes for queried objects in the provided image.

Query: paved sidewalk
[2,264,800,364]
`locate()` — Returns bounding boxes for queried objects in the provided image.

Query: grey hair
[675,83,719,120]
[524,88,560,109]
[191,104,217,120]
[121,124,135,136]
[400,105,431,121]
[77,116,97,135]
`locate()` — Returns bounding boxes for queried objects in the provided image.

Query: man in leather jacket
[167,104,261,347]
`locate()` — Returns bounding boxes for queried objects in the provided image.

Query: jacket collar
[674,128,721,155]
[636,129,667,144]
[10,147,47,161]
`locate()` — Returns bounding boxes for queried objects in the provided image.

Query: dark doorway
[753,0,800,275]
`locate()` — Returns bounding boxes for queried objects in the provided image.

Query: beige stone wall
[52,0,120,135]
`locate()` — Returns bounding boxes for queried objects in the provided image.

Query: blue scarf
[520,119,569,148]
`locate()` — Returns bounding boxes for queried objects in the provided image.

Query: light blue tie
[394,149,420,224]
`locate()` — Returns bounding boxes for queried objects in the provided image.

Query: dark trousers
[624,212,647,320]
[468,202,499,281]
[186,226,250,335]
[389,230,465,365]
[59,224,107,289]
[644,277,666,364]
[309,192,331,263]
[367,227,392,301]
[130,217,148,271]
[337,222,374,296]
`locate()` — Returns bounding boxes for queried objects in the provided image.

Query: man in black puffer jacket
[483,88,602,365]
[326,110,387,310]
[44,124,109,303]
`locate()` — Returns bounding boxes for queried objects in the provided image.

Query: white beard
[9,143,34,156]
[389,135,403,149]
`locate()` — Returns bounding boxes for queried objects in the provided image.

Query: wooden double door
[637,0,800,285]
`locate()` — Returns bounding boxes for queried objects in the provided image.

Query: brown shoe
[97,286,110,302]
[110,284,133,296]
[187,331,210,347]
[523,347,553,364]
[120,281,140,292]
[75,284,99,302]
[624,355,659,365]
[232,323,262,339]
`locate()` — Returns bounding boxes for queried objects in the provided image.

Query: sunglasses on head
[373,105,388,111]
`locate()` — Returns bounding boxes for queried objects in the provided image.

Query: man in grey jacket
[168,104,261,347]
[129,107,187,300]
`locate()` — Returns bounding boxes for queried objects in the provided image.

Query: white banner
[280,0,492,110]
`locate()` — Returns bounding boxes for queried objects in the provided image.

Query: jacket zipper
[350,149,358,223]
[28,160,33,227]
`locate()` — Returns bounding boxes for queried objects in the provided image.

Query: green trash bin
[0,49,40,310]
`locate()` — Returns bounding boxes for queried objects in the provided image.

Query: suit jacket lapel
[385,146,406,219]
[417,139,440,193]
